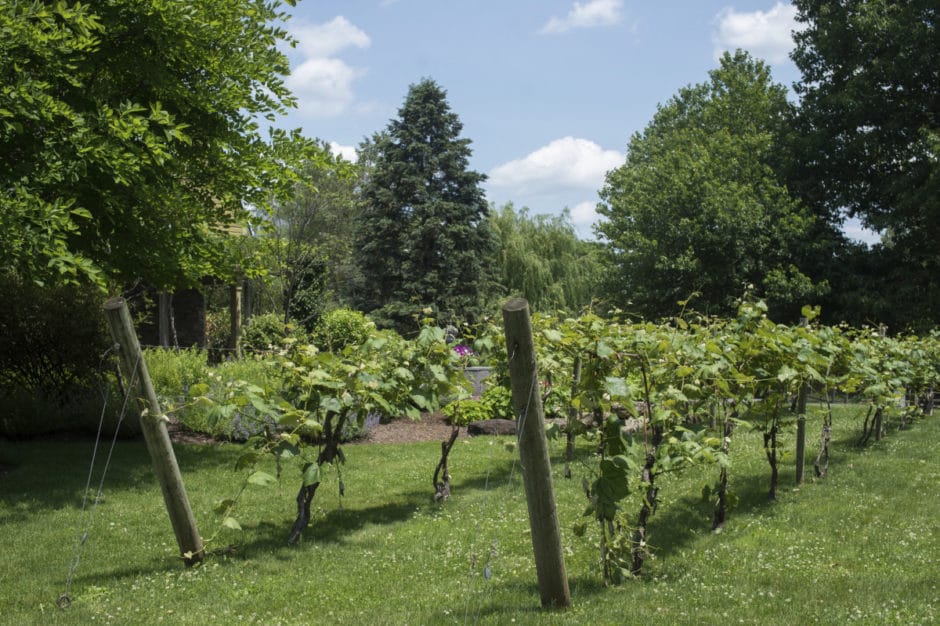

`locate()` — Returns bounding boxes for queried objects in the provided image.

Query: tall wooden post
[795,317,808,485]
[103,297,203,565]
[229,284,243,359]
[502,298,571,609]
[158,291,172,348]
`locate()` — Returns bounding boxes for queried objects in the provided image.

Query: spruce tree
[353,79,495,330]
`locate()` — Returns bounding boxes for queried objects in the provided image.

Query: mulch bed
[165,412,470,446]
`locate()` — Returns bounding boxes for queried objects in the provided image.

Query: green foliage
[598,51,827,320]
[143,347,208,400]
[441,383,512,425]
[0,0,302,288]
[789,0,939,330]
[352,79,497,331]
[0,273,131,437]
[242,312,307,355]
[312,308,373,352]
[441,399,490,425]
[184,315,471,533]
[266,145,360,326]
[204,308,232,360]
[489,203,602,312]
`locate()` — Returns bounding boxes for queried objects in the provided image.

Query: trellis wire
[463,344,539,624]
[58,347,140,610]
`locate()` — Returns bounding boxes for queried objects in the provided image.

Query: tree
[352,79,496,330]
[597,51,828,320]
[266,143,359,329]
[0,0,301,289]
[790,0,939,329]
[489,203,601,312]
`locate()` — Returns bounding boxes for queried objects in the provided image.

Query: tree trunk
[631,424,663,576]
[433,425,460,502]
[813,421,831,478]
[712,417,735,530]
[763,422,779,501]
[564,357,582,480]
[288,413,348,544]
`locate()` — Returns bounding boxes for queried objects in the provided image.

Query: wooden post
[229,284,243,359]
[795,317,808,485]
[502,298,571,609]
[103,297,204,565]
[158,292,172,348]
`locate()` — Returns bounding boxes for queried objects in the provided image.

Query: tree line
[2,0,936,339]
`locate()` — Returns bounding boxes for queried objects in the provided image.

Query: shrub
[174,356,281,440]
[313,308,373,352]
[144,347,208,400]
[442,383,513,425]
[242,312,307,354]
[0,275,138,437]
[442,398,491,425]
[205,308,231,362]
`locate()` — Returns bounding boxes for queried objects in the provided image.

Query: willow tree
[489,203,601,312]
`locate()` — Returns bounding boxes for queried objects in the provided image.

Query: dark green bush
[0,275,138,437]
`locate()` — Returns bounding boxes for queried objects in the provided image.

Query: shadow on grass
[0,440,239,521]
[434,575,613,623]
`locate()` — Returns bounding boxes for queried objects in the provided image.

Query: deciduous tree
[0,0,300,289]
[790,0,939,329]
[598,51,827,320]
[489,203,601,312]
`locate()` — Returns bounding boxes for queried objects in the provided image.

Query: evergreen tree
[353,79,496,330]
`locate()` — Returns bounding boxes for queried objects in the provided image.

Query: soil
[357,412,468,445]
[166,412,469,446]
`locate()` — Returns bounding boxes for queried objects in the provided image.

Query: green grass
[1,405,937,625]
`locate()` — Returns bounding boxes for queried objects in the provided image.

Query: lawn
[1,405,937,625]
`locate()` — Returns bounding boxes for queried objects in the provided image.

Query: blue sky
[276,0,877,243]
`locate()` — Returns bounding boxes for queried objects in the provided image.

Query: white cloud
[570,201,600,231]
[712,2,802,64]
[488,137,623,193]
[287,17,370,117]
[540,0,623,34]
[328,141,358,163]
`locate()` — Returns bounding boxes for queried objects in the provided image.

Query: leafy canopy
[489,203,601,312]
[598,51,826,320]
[0,0,302,288]
[789,0,940,329]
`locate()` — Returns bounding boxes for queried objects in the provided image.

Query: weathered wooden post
[103,297,203,565]
[502,298,571,609]
[795,317,808,485]
[229,284,243,359]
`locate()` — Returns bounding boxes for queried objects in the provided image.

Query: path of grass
[1,406,937,624]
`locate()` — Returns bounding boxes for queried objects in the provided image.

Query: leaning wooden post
[502,298,571,609]
[103,297,203,565]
